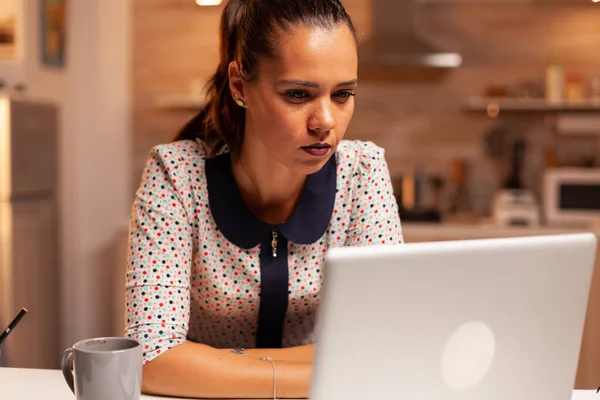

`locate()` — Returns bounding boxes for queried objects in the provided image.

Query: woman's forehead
[259,25,358,85]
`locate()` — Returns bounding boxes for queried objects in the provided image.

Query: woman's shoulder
[138,139,219,194]
[146,139,211,163]
[335,139,388,177]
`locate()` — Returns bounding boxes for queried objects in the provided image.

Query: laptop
[310,233,597,400]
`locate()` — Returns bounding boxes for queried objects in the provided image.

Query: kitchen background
[133,0,600,220]
[2,0,600,391]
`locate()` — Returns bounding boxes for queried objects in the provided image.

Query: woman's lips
[301,143,331,157]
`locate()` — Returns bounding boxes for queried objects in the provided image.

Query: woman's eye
[335,91,356,101]
[286,91,310,100]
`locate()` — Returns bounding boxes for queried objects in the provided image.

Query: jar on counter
[565,72,584,103]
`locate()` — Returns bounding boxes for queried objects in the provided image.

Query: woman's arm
[142,341,312,399]
[242,344,314,364]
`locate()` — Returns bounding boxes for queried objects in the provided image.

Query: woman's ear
[228,61,247,108]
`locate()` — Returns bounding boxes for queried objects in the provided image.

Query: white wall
[1,0,132,355]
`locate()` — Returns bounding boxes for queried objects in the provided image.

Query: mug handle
[61,348,75,393]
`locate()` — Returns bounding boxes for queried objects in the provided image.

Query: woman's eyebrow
[277,79,359,88]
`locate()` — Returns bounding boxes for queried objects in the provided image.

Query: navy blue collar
[205,152,337,249]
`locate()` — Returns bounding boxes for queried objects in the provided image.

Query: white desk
[0,367,189,400]
[0,367,278,400]
[0,367,598,400]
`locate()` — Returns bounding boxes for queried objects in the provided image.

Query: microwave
[543,168,600,225]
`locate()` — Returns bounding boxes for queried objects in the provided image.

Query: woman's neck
[231,145,306,225]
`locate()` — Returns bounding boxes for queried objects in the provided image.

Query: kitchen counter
[402,221,600,242]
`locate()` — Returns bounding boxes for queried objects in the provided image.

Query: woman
[124,0,403,398]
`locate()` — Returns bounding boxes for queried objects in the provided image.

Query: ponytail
[172,0,248,157]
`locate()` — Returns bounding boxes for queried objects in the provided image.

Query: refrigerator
[0,96,61,369]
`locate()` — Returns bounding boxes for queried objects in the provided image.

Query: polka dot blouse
[124,139,403,365]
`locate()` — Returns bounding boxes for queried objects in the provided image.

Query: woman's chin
[293,153,335,176]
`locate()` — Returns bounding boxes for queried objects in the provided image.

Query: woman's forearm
[142,340,312,399]
[241,344,314,364]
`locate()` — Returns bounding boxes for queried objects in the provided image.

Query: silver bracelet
[260,356,277,400]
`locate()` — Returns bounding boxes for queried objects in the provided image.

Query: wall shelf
[464,97,600,114]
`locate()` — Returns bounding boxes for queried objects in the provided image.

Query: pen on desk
[0,307,28,346]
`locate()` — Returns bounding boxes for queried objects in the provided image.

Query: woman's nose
[307,100,335,136]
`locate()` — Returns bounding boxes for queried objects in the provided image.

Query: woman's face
[231,24,358,175]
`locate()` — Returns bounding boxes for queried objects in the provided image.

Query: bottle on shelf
[545,62,565,104]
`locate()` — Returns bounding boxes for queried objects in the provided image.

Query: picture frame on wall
[0,0,18,60]
[40,0,66,68]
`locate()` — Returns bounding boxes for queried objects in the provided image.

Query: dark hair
[172,0,357,157]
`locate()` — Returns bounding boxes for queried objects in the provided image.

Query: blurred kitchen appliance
[492,139,540,226]
[395,167,442,222]
[543,168,600,225]
[0,96,60,368]
[492,190,540,227]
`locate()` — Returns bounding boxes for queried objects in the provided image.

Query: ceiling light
[196,0,222,5]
